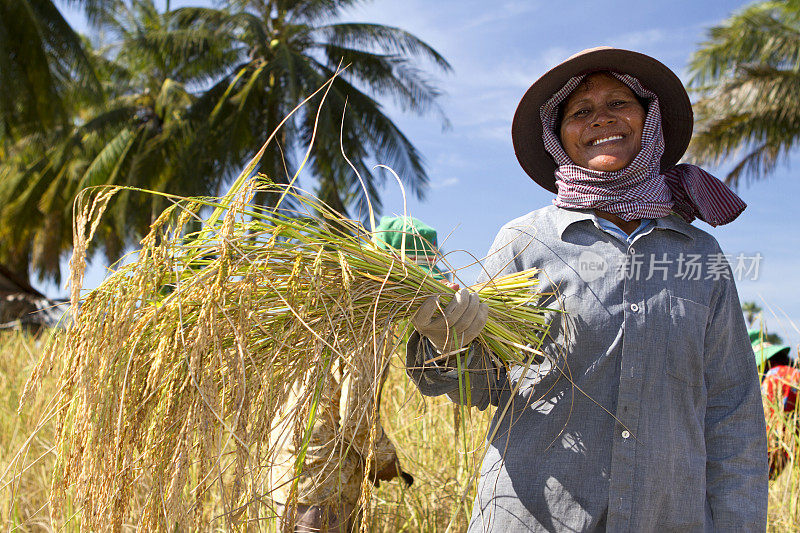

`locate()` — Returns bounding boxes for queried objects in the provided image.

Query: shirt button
[630,303,639,312]
[629,247,635,254]
[622,430,631,439]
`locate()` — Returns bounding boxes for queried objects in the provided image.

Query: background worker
[754,329,798,479]
[272,215,444,532]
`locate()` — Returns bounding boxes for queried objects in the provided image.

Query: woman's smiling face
[558,72,646,172]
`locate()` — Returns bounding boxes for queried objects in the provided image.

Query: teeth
[591,135,623,146]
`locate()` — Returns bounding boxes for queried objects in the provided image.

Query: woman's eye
[610,100,627,107]
[572,109,589,117]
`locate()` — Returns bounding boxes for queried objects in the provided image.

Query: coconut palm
[742,301,762,327]
[0,0,451,284]
[0,0,240,282]
[0,0,104,141]
[686,0,800,187]
[0,0,109,281]
[173,0,451,215]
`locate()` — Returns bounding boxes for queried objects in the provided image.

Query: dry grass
[4,330,800,531]
[1,330,65,530]
[366,357,492,532]
[1,329,491,532]
[5,74,552,531]
[7,172,548,531]
[766,393,800,531]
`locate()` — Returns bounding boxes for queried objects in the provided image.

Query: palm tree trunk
[2,240,32,285]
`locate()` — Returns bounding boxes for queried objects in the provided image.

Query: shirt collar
[556,208,694,241]
[653,214,695,241]
[555,208,596,238]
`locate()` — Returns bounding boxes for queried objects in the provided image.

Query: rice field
[3,329,800,531]
[11,175,546,529]
[1,329,490,531]
[3,182,795,530]
[1,92,794,528]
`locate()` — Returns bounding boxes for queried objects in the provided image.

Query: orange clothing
[761,365,800,478]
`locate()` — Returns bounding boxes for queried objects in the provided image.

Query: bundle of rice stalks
[18,107,552,532]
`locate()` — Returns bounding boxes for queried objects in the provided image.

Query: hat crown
[373,216,438,256]
[748,329,793,365]
[566,46,613,61]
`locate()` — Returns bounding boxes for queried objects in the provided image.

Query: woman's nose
[591,110,616,127]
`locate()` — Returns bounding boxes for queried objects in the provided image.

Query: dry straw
[20,76,552,531]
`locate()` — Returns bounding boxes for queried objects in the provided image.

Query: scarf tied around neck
[539,72,745,226]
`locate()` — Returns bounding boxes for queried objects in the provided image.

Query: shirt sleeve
[405,331,506,411]
[339,338,398,474]
[703,272,769,531]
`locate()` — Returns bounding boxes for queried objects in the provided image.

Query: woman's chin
[583,155,631,173]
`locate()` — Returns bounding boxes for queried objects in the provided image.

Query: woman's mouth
[590,135,624,146]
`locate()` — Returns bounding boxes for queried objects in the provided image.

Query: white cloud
[612,28,669,50]
[431,177,460,189]
[457,1,543,32]
[471,123,511,142]
[538,46,572,70]
[433,152,469,168]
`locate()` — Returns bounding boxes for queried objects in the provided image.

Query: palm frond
[0,0,101,138]
[687,0,800,184]
[319,44,449,123]
[78,128,138,190]
[314,22,452,72]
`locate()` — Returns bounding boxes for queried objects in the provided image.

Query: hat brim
[754,344,793,366]
[512,47,693,193]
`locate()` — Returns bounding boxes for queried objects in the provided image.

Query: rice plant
[766,381,800,532]
[14,157,550,531]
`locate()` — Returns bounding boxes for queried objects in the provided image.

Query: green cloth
[748,329,792,366]
[372,216,447,280]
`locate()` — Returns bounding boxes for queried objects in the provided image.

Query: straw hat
[512,47,693,192]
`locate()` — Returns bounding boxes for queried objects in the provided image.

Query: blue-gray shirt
[407,206,768,532]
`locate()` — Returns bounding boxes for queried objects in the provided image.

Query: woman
[407,47,768,532]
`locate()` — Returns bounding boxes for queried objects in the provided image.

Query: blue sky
[50,0,800,349]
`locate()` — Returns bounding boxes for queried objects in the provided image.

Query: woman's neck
[594,209,641,236]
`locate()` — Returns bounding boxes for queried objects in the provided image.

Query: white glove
[411,288,489,357]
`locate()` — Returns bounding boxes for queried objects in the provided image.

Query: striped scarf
[539,72,745,226]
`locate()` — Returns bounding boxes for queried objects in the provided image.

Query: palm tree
[742,301,762,327]
[686,0,800,187]
[0,0,110,282]
[0,0,104,141]
[0,0,241,282]
[0,0,451,284]
[742,301,787,344]
[173,0,451,216]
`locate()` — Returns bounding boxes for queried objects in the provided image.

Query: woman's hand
[411,288,488,356]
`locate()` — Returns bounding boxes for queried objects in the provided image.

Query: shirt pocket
[666,294,710,387]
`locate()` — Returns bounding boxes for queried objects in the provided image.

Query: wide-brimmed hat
[749,329,793,367]
[512,46,693,192]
